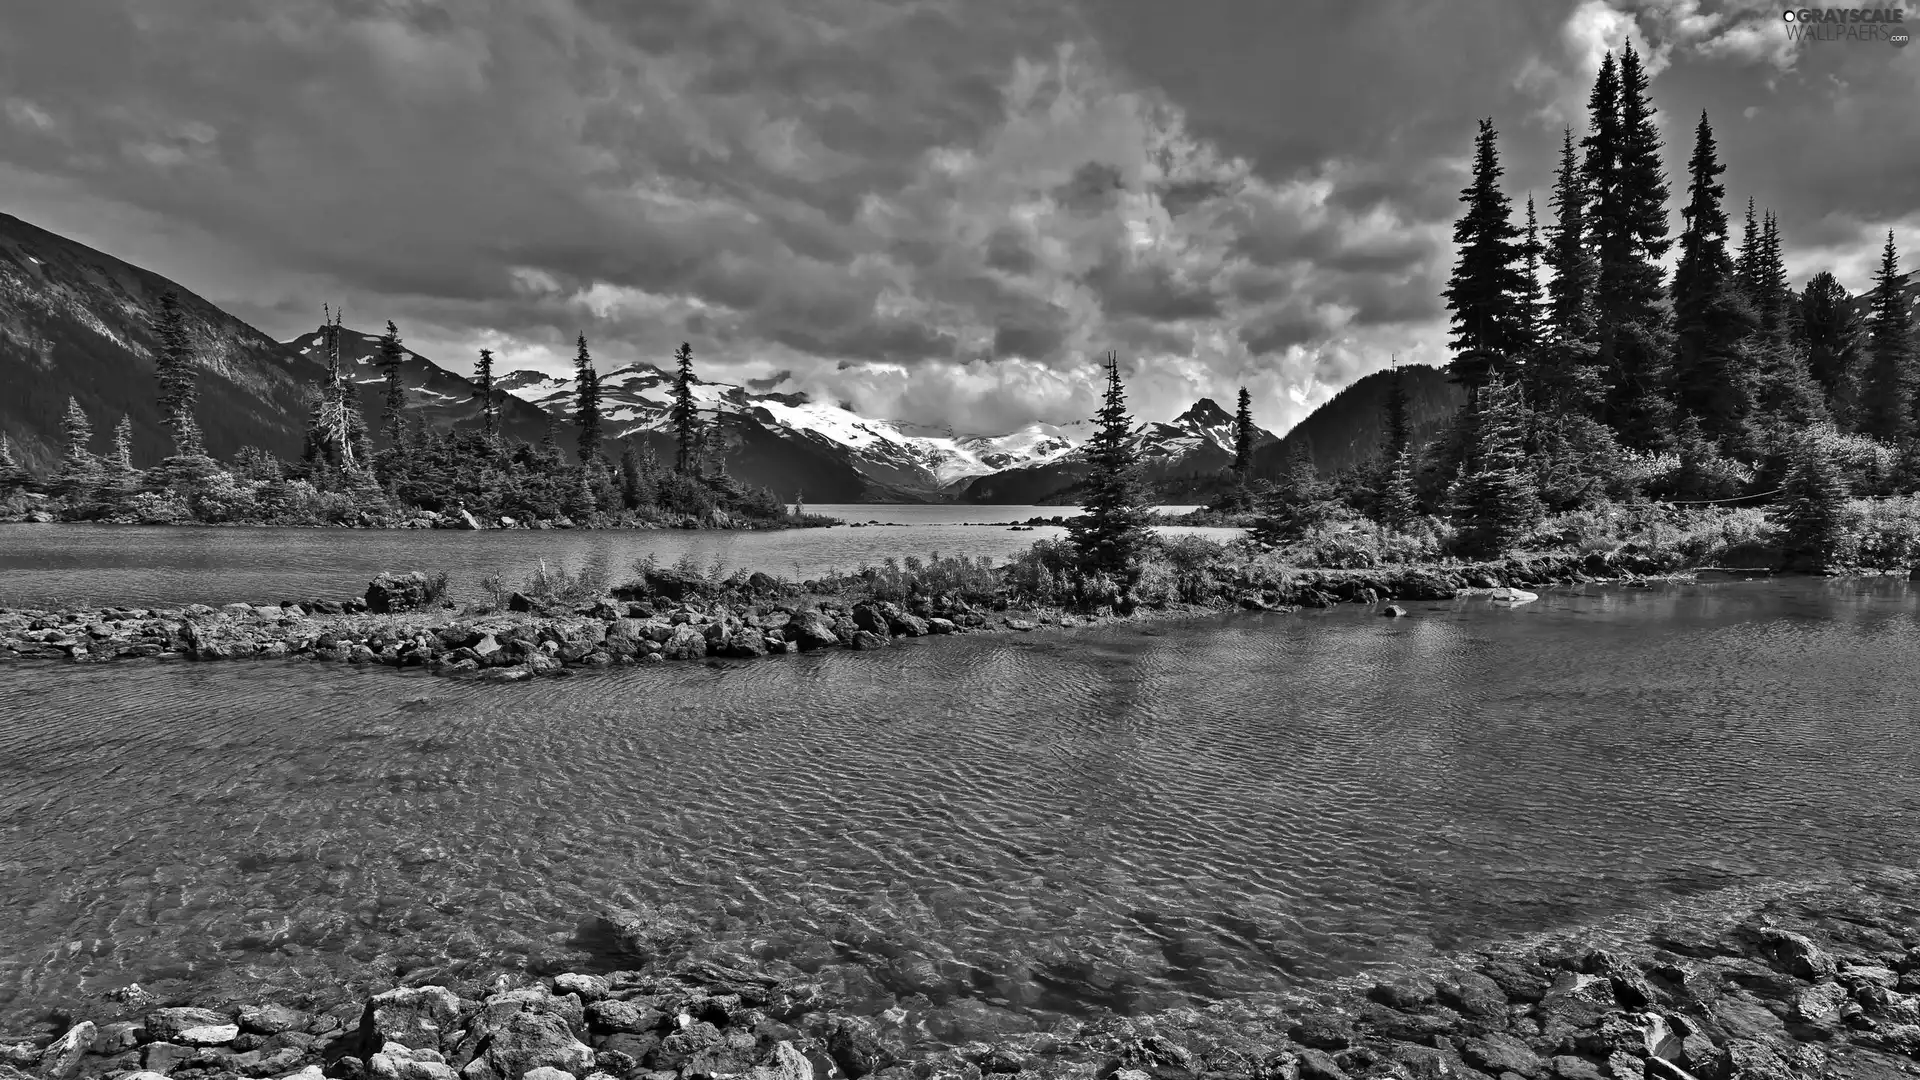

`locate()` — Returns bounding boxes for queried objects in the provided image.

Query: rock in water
[145,1007,239,1046]
[1490,587,1538,606]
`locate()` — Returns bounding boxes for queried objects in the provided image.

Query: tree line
[2,299,796,527]
[1064,40,1913,585]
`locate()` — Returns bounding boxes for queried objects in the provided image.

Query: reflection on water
[0,506,1233,608]
[2,578,1917,1043]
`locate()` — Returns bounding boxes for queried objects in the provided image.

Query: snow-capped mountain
[496,362,1087,492]
[953,397,1278,503]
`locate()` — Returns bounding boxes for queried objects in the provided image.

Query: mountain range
[0,210,1296,502]
[26,211,1911,504]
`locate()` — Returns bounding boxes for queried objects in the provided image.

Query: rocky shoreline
[0,553,1739,677]
[8,875,1920,1080]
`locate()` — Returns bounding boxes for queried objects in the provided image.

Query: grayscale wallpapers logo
[1782,8,1910,45]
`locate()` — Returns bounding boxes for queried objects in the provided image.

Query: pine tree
[307,304,370,478]
[1517,195,1545,365]
[540,412,564,468]
[1386,361,1412,459]
[618,440,654,510]
[1797,271,1859,413]
[1540,127,1600,411]
[54,396,104,504]
[472,348,498,437]
[149,290,202,455]
[671,342,701,474]
[1755,213,1792,345]
[1858,231,1914,441]
[1066,352,1153,579]
[1773,428,1853,568]
[1448,375,1543,559]
[1585,43,1674,447]
[1443,118,1528,390]
[0,434,30,495]
[1231,387,1255,476]
[1378,447,1419,531]
[573,333,603,464]
[100,414,143,506]
[374,320,407,442]
[1734,197,1761,296]
[1669,111,1755,445]
[1252,442,1332,544]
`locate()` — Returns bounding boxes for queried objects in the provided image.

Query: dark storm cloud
[0,0,1912,436]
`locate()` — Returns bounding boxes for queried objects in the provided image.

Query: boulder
[662,624,709,661]
[366,572,434,614]
[553,974,609,1002]
[238,1004,311,1036]
[369,986,462,1056]
[38,1021,94,1080]
[585,999,664,1036]
[926,618,957,635]
[456,1011,593,1080]
[725,626,769,658]
[888,613,930,637]
[146,1008,241,1046]
[786,612,840,651]
[847,630,889,650]
[1758,929,1837,981]
[1381,605,1408,618]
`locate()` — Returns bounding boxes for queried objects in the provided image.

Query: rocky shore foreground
[0,553,1736,678]
[7,876,1920,1080]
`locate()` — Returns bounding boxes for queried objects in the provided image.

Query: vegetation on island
[1162,42,1919,582]
[1,308,829,530]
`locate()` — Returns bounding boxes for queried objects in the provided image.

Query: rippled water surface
[0,505,1230,608]
[4,578,1919,1041]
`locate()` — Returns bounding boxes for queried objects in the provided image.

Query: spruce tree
[1858,231,1914,441]
[1755,213,1792,344]
[1540,127,1599,411]
[1585,43,1674,447]
[1669,111,1754,444]
[376,317,407,440]
[1066,352,1152,580]
[1252,442,1331,544]
[671,342,701,473]
[0,434,30,495]
[1518,195,1545,361]
[101,414,142,506]
[1448,375,1543,559]
[573,333,603,464]
[473,348,498,437]
[1797,271,1858,413]
[1384,367,1412,461]
[1734,197,1761,296]
[1773,428,1852,568]
[1378,447,1419,531]
[1231,387,1255,476]
[149,291,202,455]
[1443,118,1528,390]
[54,396,104,504]
[540,412,564,468]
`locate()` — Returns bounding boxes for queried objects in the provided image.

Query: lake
[0,505,1233,609]
[3,576,1917,1044]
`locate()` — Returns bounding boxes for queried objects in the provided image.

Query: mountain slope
[284,326,555,450]
[1251,363,1464,480]
[955,397,1280,503]
[0,212,324,473]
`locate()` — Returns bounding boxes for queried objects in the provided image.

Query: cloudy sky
[2,0,1915,436]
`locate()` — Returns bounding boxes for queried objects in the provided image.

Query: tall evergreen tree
[540,412,564,467]
[1797,271,1859,413]
[1448,375,1543,559]
[306,304,370,476]
[54,397,104,502]
[1443,118,1529,390]
[1539,127,1600,411]
[0,434,30,495]
[377,320,407,441]
[1584,42,1674,448]
[1754,213,1792,344]
[671,342,701,473]
[1231,387,1256,475]
[1066,352,1153,580]
[1734,197,1761,296]
[1518,194,1545,359]
[1669,111,1754,444]
[149,290,202,455]
[1385,361,1412,459]
[101,414,142,508]
[573,334,603,464]
[1860,231,1915,438]
[473,348,498,437]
